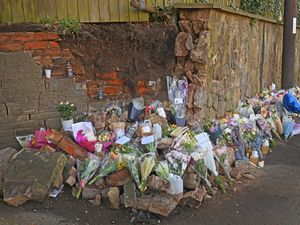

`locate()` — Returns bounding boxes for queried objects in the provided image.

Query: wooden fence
[0,0,241,23]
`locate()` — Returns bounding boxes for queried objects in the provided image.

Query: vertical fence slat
[11,0,25,22]
[119,0,129,22]
[23,0,35,22]
[45,1,57,19]
[0,0,12,22]
[56,0,68,19]
[35,0,46,21]
[67,0,79,19]
[99,0,110,22]
[87,0,99,22]
[109,0,120,22]
[129,0,139,21]
[78,0,90,22]
[138,0,149,21]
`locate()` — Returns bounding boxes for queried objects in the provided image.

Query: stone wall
[174,6,300,125]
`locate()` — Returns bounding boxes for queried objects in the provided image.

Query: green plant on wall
[240,0,282,20]
[38,17,81,36]
[241,0,300,23]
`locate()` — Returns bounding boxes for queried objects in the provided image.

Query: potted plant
[57,102,76,131]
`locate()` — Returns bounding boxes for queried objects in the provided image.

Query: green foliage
[58,18,81,35]
[39,17,56,25]
[56,102,76,120]
[38,17,81,36]
[240,0,282,20]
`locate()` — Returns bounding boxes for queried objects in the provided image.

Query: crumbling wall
[0,51,88,149]
[0,25,176,148]
[174,7,300,125]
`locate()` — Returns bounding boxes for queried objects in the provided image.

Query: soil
[1,135,300,225]
[0,22,177,101]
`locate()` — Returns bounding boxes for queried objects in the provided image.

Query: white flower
[66,101,69,105]
[60,102,63,105]
[224,128,231,134]
[71,104,74,107]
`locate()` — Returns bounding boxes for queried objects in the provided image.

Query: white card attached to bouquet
[141,135,155,145]
[115,136,131,145]
[174,98,184,104]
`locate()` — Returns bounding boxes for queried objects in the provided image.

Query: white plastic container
[168,173,183,195]
[152,123,162,141]
[45,69,51,79]
[61,118,74,131]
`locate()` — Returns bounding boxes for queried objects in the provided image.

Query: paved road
[1,136,300,225]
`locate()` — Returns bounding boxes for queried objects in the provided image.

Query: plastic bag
[76,130,97,153]
[195,132,218,176]
[282,116,294,140]
[28,128,51,149]
[16,134,34,148]
[292,123,300,136]
[128,97,144,122]
[283,93,300,114]
[237,100,254,118]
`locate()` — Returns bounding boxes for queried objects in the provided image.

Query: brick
[45,78,76,92]
[51,66,65,77]
[0,42,23,52]
[0,33,10,42]
[31,48,61,58]
[34,56,52,67]
[49,41,60,49]
[24,41,48,50]
[0,104,8,117]
[106,169,132,187]
[30,112,60,120]
[52,57,67,65]
[104,86,123,96]
[106,79,124,86]
[15,128,32,136]
[2,79,45,92]
[73,64,84,75]
[35,32,60,41]
[61,48,73,58]
[123,182,137,208]
[96,71,118,80]
[45,118,61,129]
[10,32,35,42]
[136,80,152,96]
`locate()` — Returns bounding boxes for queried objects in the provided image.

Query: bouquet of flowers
[240,120,258,146]
[88,153,118,185]
[165,150,191,176]
[76,155,101,198]
[155,160,170,180]
[214,147,231,181]
[140,153,156,193]
[191,159,213,193]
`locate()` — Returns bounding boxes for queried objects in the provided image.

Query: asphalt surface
[1,135,300,225]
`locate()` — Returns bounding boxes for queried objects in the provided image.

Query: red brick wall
[0,32,84,77]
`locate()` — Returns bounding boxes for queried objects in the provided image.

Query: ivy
[241,0,300,23]
[240,0,282,20]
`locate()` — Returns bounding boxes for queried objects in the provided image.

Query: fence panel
[0,0,241,23]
